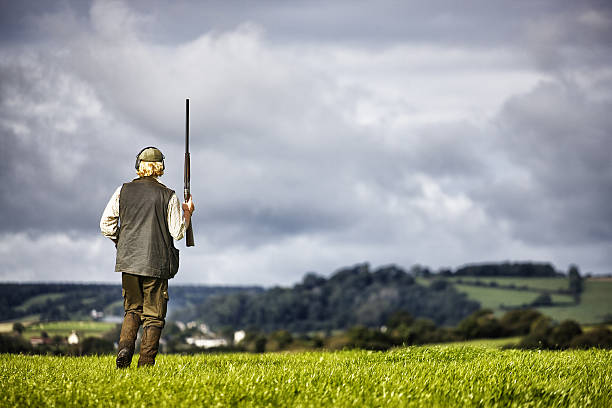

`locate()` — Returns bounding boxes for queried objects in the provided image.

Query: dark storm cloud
[1,0,611,283]
[481,79,612,245]
[0,54,137,234]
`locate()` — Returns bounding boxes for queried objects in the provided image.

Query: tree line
[192,263,481,332]
[0,283,259,322]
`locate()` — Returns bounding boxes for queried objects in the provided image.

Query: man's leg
[116,273,143,369]
[137,277,168,367]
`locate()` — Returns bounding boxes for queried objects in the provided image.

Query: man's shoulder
[125,177,173,190]
[155,180,175,195]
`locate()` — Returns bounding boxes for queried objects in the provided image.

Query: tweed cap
[138,147,164,162]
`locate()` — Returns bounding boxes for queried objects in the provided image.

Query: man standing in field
[100,147,194,368]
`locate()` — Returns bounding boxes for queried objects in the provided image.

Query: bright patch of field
[452,279,611,324]
[535,280,612,324]
[453,284,539,310]
[1,348,610,407]
[0,315,41,332]
[549,293,575,303]
[23,321,116,339]
[14,292,66,312]
[0,323,14,333]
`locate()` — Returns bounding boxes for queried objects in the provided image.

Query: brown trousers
[122,273,169,328]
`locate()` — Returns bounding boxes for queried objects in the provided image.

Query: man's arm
[100,186,121,243]
[167,193,195,240]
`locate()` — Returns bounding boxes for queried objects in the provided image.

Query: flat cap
[138,147,164,162]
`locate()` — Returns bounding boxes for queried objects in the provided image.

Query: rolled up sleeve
[100,186,121,240]
[167,193,186,240]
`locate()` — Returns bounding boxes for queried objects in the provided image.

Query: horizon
[0,260,604,288]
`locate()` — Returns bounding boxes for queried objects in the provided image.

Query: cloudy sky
[0,0,611,285]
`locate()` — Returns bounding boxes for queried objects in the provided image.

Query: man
[100,146,194,368]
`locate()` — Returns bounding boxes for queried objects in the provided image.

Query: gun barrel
[184,98,195,247]
[184,99,190,200]
[185,99,190,153]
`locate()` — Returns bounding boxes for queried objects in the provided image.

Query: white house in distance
[185,337,228,349]
[234,330,246,344]
[68,330,79,345]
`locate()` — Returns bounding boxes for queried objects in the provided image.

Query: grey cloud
[1,0,612,283]
[127,0,608,49]
[0,54,146,234]
[478,79,612,245]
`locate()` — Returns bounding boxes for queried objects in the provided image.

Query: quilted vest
[115,177,179,279]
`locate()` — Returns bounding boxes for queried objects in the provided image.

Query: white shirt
[100,183,187,241]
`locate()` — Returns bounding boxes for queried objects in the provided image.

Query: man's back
[116,176,178,279]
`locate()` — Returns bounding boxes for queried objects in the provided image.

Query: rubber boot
[138,326,162,367]
[116,312,141,369]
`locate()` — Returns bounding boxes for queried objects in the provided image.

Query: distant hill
[189,264,481,332]
[3,261,609,330]
[436,276,612,325]
[0,283,260,323]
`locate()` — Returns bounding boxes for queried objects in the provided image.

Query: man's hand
[182,196,195,227]
[182,196,195,214]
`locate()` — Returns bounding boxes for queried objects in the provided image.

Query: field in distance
[418,276,612,324]
[0,320,116,339]
[2,346,610,407]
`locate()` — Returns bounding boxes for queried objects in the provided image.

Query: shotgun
[184,98,195,247]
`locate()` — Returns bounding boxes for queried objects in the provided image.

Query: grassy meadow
[444,277,612,324]
[22,321,116,340]
[2,346,610,407]
[536,280,612,323]
[0,320,116,340]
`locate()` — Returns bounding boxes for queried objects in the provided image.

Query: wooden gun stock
[186,220,194,247]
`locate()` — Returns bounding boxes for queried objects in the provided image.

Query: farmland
[442,278,612,324]
[22,321,116,340]
[1,346,610,407]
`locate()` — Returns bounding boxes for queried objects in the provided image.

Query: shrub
[531,293,552,306]
[569,327,612,349]
[499,309,543,335]
[456,309,503,340]
[548,320,582,349]
[81,337,114,355]
[0,334,32,354]
[386,310,414,329]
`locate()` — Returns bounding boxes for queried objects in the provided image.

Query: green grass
[14,293,66,312]
[454,284,540,310]
[535,280,612,324]
[1,347,610,407]
[23,321,116,339]
[0,315,41,333]
[450,278,611,324]
[445,336,522,348]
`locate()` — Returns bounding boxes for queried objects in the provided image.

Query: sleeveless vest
[115,177,179,279]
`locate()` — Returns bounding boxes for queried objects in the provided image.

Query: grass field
[454,284,540,309]
[14,293,66,312]
[449,278,611,324]
[536,280,612,324]
[1,347,610,407]
[22,321,116,339]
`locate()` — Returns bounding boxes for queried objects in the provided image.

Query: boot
[116,312,141,369]
[138,326,162,367]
